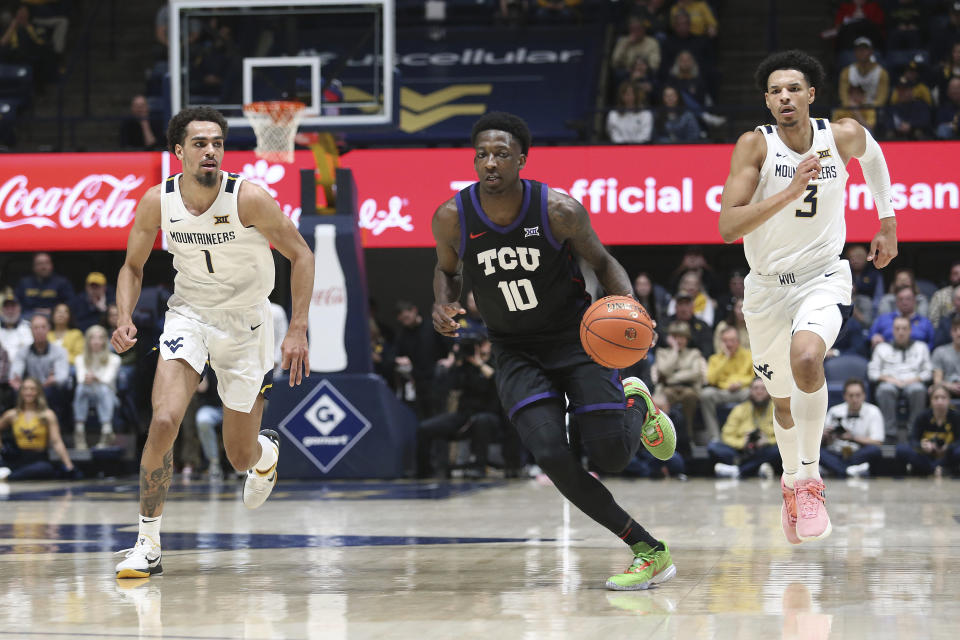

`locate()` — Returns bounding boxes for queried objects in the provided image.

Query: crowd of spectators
[605,0,723,143]
[0,253,130,480]
[604,0,960,144]
[0,1,70,145]
[828,1,960,141]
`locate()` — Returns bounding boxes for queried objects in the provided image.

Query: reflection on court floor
[0,477,957,639]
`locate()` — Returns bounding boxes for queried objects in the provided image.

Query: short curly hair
[754,50,826,93]
[471,111,532,155]
[166,106,229,153]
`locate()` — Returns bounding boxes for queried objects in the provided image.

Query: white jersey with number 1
[160,170,275,310]
[745,118,849,276]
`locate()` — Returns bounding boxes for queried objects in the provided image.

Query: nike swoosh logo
[776,152,786,157]
[807,322,822,326]
[251,323,262,331]
[470,231,487,239]
[825,271,837,277]
[169,218,182,223]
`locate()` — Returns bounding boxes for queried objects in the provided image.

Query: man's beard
[751,398,770,409]
[196,169,218,187]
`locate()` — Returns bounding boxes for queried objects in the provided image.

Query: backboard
[169,0,395,129]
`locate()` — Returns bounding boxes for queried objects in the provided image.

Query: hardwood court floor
[0,476,956,640]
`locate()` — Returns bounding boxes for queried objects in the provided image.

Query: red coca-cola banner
[341,141,960,248]
[0,153,161,251]
[1,143,958,251]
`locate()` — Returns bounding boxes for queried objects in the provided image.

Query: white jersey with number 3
[744,118,849,275]
[160,171,274,309]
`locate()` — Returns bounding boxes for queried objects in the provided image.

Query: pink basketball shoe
[780,477,802,545]
[795,478,832,541]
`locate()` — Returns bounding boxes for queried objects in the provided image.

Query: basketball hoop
[242,100,306,163]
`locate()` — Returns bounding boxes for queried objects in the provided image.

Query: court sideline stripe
[0,632,308,640]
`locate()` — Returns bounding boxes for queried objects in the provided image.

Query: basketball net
[242,101,306,163]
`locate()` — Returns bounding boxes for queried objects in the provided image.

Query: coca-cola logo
[0,173,144,230]
[313,286,346,306]
[358,196,414,236]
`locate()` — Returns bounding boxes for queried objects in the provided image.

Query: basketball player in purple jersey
[719,51,897,543]
[431,112,676,590]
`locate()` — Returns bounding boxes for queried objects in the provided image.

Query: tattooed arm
[546,189,633,297]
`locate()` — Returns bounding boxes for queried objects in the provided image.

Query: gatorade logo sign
[278,379,371,473]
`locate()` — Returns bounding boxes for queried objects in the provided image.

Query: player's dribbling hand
[111,324,138,354]
[432,302,465,337]
[787,155,821,199]
[281,332,310,387]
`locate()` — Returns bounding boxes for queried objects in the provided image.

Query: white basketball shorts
[158,298,274,412]
[742,258,852,398]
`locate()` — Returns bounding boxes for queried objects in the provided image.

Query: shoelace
[115,539,160,558]
[795,482,825,519]
[626,550,658,574]
[782,489,798,524]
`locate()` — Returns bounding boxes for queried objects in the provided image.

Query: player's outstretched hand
[787,155,821,199]
[868,221,898,269]
[281,331,310,387]
[111,323,138,354]
[432,302,465,337]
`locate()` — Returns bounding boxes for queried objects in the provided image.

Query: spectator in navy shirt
[895,384,960,477]
[654,85,702,143]
[70,272,115,332]
[934,287,960,348]
[870,284,935,351]
[14,253,74,319]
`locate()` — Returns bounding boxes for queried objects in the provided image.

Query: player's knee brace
[577,410,634,473]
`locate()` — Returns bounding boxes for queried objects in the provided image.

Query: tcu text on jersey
[476,246,541,275]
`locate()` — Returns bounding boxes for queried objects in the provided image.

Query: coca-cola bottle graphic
[309,225,348,372]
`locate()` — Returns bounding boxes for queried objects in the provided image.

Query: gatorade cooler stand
[263,168,418,478]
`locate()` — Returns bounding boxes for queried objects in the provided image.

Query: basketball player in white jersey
[719,51,897,543]
[111,107,315,577]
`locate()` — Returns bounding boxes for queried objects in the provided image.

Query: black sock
[624,398,649,455]
[618,518,660,548]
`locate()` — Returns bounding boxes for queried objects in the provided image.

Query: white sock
[792,382,828,481]
[254,434,278,473]
[101,423,113,434]
[138,513,162,547]
[74,422,85,433]
[774,414,800,488]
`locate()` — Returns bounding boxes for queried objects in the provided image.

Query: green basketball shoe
[606,541,676,591]
[622,377,676,460]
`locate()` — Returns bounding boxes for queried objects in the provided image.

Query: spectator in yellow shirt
[710,378,780,479]
[669,0,717,38]
[47,303,84,365]
[699,326,755,443]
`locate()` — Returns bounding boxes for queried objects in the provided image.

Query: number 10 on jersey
[497,279,538,311]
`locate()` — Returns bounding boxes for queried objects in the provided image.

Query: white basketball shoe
[242,429,280,509]
[115,534,163,578]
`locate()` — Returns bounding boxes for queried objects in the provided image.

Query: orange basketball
[579,295,655,368]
